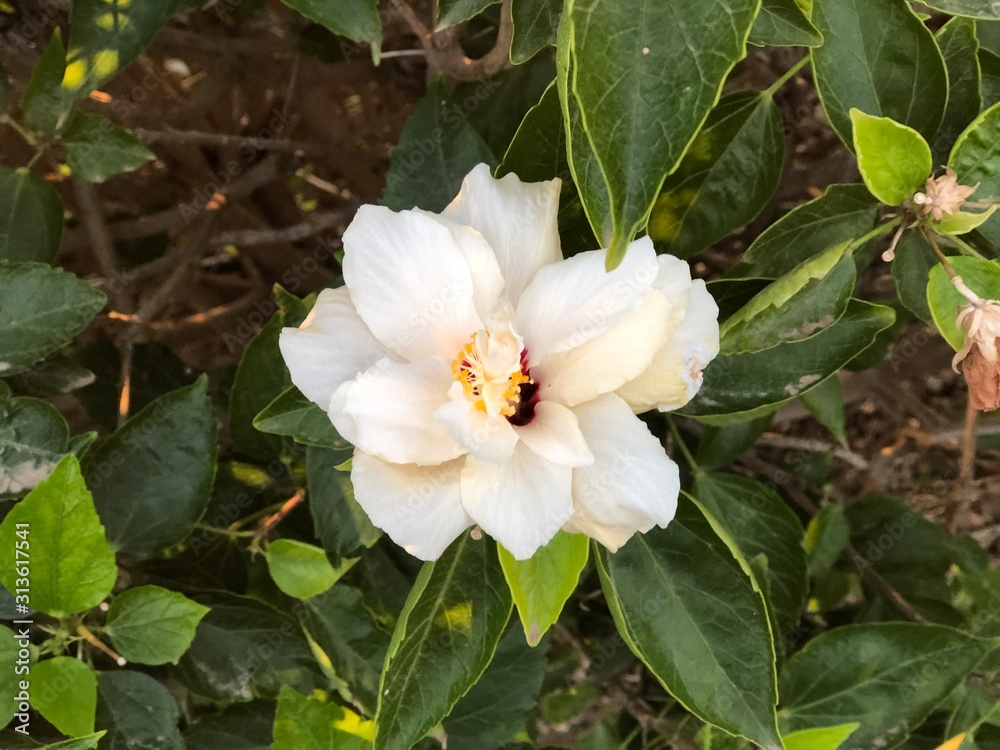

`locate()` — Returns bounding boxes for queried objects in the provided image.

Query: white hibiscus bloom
[279,164,720,561]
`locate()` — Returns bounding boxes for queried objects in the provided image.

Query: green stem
[765,56,810,97]
[667,417,700,472]
[1,115,39,148]
[195,523,257,538]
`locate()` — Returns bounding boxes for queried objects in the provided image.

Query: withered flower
[913,168,978,221]
[952,277,1000,411]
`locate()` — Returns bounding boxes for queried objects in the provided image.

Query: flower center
[451,323,534,421]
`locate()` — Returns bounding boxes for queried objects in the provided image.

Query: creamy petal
[562,512,637,552]
[435,382,520,463]
[516,236,659,360]
[513,400,593,467]
[617,280,720,413]
[460,443,573,560]
[443,163,562,304]
[342,205,482,361]
[351,451,471,560]
[569,394,679,550]
[536,285,673,407]
[278,286,389,410]
[333,357,464,465]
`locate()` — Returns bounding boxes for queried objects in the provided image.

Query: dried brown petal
[962,340,1000,411]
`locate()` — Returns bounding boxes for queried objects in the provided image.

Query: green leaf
[850,109,933,206]
[781,724,860,750]
[647,92,785,259]
[927,256,1000,351]
[800,375,847,443]
[511,0,561,63]
[376,534,513,750]
[22,29,71,136]
[810,0,948,147]
[778,623,987,749]
[253,386,349,450]
[981,48,1000,109]
[0,393,70,497]
[279,0,382,60]
[847,495,965,624]
[0,262,106,377]
[682,300,896,423]
[86,377,217,556]
[949,100,1000,248]
[749,0,823,47]
[0,455,116,617]
[499,82,567,183]
[695,414,773,470]
[95,671,183,750]
[32,657,97,737]
[721,243,857,354]
[694,473,808,631]
[443,624,549,749]
[307,446,379,564]
[934,18,983,163]
[299,585,390,715]
[0,169,64,263]
[557,0,759,265]
[265,538,354,600]
[105,586,209,665]
[183,702,275,750]
[596,495,782,750]
[437,0,501,29]
[498,531,588,646]
[937,205,1000,234]
[892,231,938,324]
[229,311,292,462]
[175,592,325,702]
[61,113,154,183]
[455,58,555,160]
[273,685,373,750]
[804,504,850,577]
[923,0,1000,18]
[740,183,880,278]
[382,77,495,213]
[63,1,175,100]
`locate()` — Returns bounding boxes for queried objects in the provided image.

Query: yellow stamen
[452,332,531,418]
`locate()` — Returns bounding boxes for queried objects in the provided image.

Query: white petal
[569,394,679,549]
[443,163,562,304]
[434,382,520,463]
[351,451,471,560]
[413,208,506,321]
[333,357,464,465]
[516,236,659,360]
[536,285,673,407]
[514,400,593,467]
[342,205,481,361]
[617,280,720,413]
[278,287,389,410]
[460,443,573,560]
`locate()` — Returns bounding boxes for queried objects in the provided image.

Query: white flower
[279,164,720,561]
